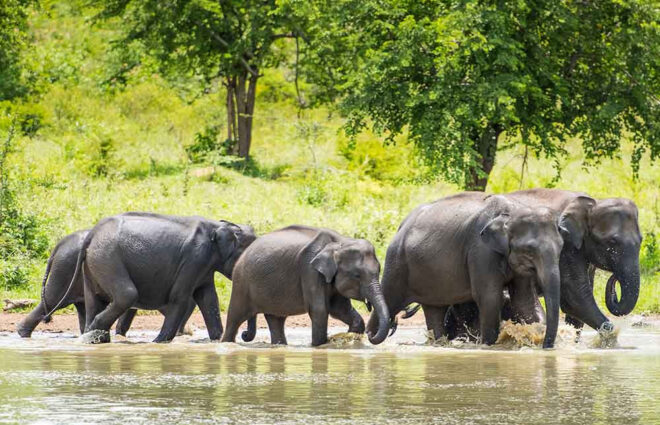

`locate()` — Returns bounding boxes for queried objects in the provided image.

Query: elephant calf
[221,225,390,346]
[80,213,255,343]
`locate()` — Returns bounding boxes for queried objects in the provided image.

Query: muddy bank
[0,311,429,334]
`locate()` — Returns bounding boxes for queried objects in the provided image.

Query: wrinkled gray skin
[80,213,256,343]
[221,225,389,346]
[16,227,195,338]
[366,192,564,348]
[442,189,641,338]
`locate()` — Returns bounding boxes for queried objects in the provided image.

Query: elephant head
[481,207,564,348]
[213,221,257,279]
[312,238,390,345]
[560,197,642,316]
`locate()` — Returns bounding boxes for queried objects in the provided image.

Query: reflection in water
[0,327,658,424]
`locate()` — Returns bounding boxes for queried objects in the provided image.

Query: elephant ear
[480,214,510,255]
[558,196,596,249]
[311,242,340,284]
[212,222,239,261]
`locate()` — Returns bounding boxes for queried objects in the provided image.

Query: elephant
[16,228,195,338]
[78,213,256,343]
[220,225,390,346]
[366,192,565,348]
[440,189,642,339]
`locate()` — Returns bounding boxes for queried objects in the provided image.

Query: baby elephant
[221,225,391,346]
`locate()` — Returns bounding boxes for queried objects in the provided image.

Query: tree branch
[197,20,259,77]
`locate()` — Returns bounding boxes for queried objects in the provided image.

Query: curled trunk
[365,282,390,345]
[605,266,640,316]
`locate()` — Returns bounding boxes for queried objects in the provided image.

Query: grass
[1,1,658,315]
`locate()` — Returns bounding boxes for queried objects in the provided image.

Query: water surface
[0,320,658,424]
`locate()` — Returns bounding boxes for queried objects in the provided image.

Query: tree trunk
[225,77,239,155]
[465,124,502,191]
[234,70,258,159]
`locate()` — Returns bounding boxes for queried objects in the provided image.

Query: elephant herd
[17,188,641,349]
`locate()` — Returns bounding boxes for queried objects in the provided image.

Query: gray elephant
[16,227,195,338]
[220,225,390,346]
[366,192,565,348]
[78,213,255,343]
[441,189,642,338]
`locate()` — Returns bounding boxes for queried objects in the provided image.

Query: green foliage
[0,123,49,290]
[186,124,234,163]
[641,232,660,274]
[0,0,33,100]
[301,0,660,190]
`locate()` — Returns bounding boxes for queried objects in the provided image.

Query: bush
[186,124,234,163]
[641,232,660,274]
[0,126,49,289]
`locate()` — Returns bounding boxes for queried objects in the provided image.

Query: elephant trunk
[605,258,640,316]
[539,264,561,349]
[365,282,390,345]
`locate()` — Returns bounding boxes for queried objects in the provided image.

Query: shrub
[186,124,234,163]
[641,232,660,274]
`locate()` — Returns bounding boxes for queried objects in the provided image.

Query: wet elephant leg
[17,302,47,338]
[176,299,197,336]
[422,304,447,341]
[115,308,137,336]
[329,295,365,334]
[310,306,329,346]
[265,314,287,345]
[74,302,86,335]
[193,282,222,341]
[221,288,253,343]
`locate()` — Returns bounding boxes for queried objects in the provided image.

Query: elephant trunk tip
[605,273,640,316]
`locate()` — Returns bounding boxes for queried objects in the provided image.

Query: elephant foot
[16,324,33,338]
[80,330,111,344]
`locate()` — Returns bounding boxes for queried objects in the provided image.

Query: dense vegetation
[1,1,658,313]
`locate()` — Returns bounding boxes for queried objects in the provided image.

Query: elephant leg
[309,306,329,347]
[85,273,138,337]
[265,314,287,345]
[154,299,191,343]
[176,299,197,336]
[115,308,137,336]
[329,295,365,334]
[422,304,447,341]
[192,282,223,341]
[16,302,47,338]
[220,290,253,343]
[74,302,86,335]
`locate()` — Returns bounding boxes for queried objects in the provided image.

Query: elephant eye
[608,237,618,246]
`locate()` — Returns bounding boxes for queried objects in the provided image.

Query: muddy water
[0,321,658,424]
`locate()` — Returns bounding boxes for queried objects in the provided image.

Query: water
[0,319,658,424]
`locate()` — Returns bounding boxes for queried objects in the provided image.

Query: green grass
[1,1,658,315]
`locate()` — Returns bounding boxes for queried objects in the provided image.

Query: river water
[0,319,658,424]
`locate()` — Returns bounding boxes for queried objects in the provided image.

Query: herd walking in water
[17,188,641,349]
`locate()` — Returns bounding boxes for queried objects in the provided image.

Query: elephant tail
[241,315,257,342]
[40,252,55,323]
[43,231,94,322]
[401,303,421,319]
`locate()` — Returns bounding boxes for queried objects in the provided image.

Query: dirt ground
[0,311,429,334]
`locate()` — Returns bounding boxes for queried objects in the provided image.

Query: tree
[301,0,660,190]
[0,0,32,100]
[96,0,297,158]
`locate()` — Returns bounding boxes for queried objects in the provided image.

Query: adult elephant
[78,213,256,343]
[16,227,195,338]
[366,192,565,348]
[221,225,389,346]
[441,189,642,339]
